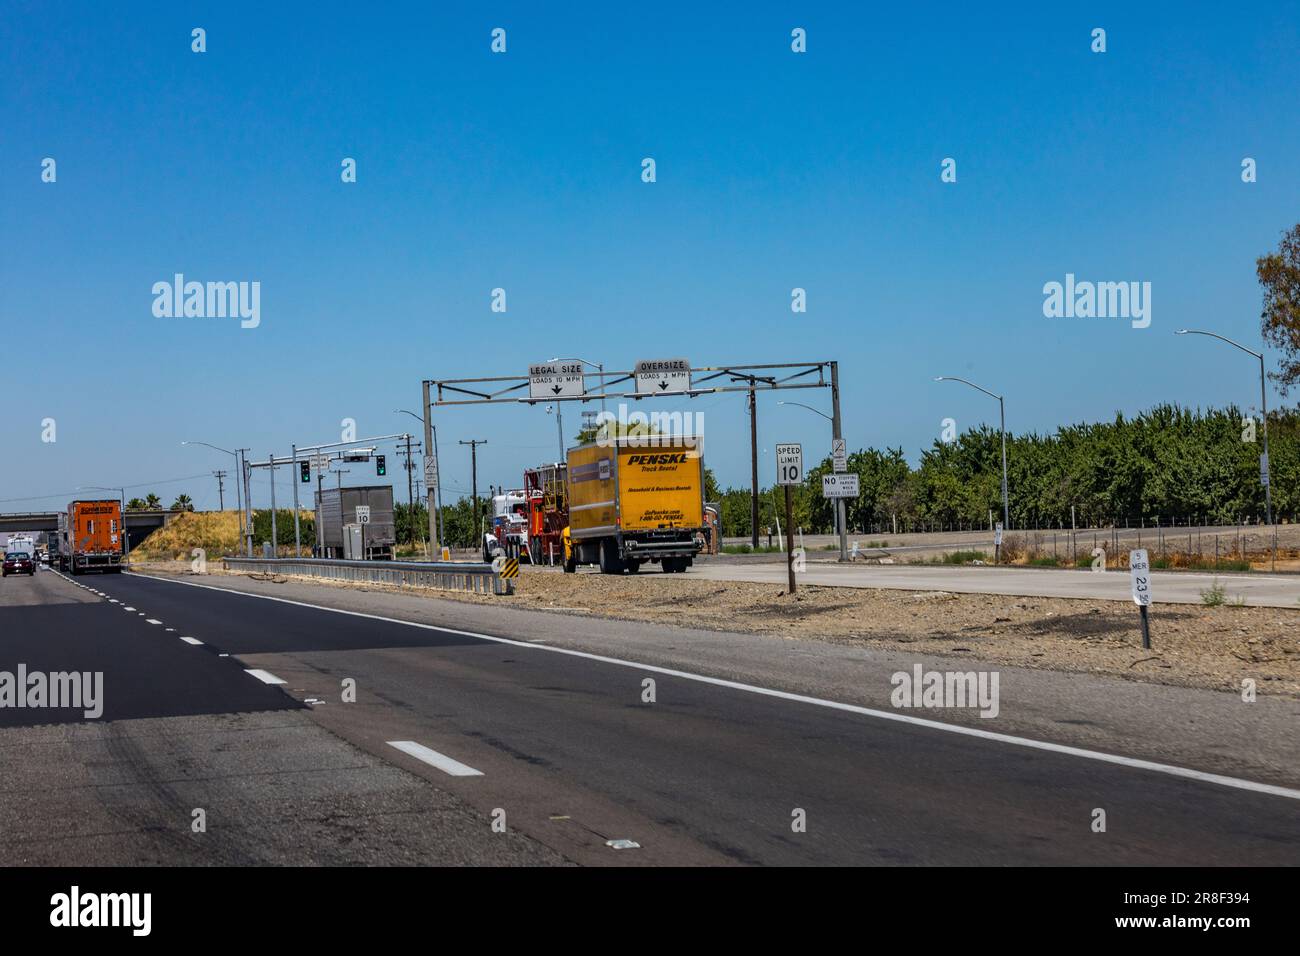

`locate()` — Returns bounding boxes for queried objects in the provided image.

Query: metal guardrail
[222,556,513,595]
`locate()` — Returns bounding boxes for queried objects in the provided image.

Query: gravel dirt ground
[134,559,1300,698]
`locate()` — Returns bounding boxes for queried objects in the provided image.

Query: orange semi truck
[57,499,125,574]
[563,438,706,573]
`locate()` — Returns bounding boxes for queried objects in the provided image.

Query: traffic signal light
[376,454,387,477]
[300,461,310,483]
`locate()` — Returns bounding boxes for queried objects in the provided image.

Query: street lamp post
[1175,329,1273,526]
[397,408,439,555]
[182,440,248,545]
[547,405,563,460]
[935,376,1010,536]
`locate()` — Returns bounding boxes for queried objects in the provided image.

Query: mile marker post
[1129,548,1152,649]
[994,521,1003,565]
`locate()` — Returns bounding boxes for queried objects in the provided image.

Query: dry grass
[132,511,243,559]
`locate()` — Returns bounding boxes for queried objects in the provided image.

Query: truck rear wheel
[598,538,625,575]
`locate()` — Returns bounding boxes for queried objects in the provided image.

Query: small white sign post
[832,438,847,473]
[822,473,860,498]
[775,443,802,594]
[1129,548,1152,649]
[355,505,372,560]
[775,444,803,486]
[994,521,1004,564]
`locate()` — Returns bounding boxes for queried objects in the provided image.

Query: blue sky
[3,1,1299,510]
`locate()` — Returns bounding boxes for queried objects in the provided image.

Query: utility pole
[461,439,487,546]
[269,453,277,555]
[434,425,444,551]
[242,450,254,557]
[402,433,417,547]
[316,467,325,556]
[212,470,226,511]
[748,386,759,550]
[291,443,301,557]
[830,360,847,561]
[422,383,438,554]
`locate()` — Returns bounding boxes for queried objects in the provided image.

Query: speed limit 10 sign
[775,443,803,485]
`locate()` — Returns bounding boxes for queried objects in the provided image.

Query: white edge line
[244,668,287,685]
[124,571,1300,802]
[387,740,484,777]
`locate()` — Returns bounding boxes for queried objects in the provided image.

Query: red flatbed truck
[525,462,568,565]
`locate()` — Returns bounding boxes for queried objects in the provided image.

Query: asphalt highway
[3,566,1292,865]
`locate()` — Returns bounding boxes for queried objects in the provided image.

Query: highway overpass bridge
[0,509,180,546]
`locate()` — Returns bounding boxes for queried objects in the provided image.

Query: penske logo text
[627,454,691,465]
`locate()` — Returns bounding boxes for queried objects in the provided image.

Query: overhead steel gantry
[420,361,848,559]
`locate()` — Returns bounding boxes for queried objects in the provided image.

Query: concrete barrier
[222,556,512,595]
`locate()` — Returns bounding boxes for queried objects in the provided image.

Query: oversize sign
[529,362,586,400]
[822,473,859,498]
[635,358,692,395]
[1129,548,1151,606]
[776,443,803,485]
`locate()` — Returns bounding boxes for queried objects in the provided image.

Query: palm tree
[145,493,161,509]
[126,497,146,511]
[170,494,194,512]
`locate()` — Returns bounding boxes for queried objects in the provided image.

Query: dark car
[2,552,35,577]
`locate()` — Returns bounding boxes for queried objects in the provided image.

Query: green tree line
[710,403,1299,537]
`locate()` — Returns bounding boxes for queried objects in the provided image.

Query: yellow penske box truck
[564,438,705,573]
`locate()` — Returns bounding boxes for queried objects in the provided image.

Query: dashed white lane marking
[244,668,286,685]
[387,741,484,777]
[127,571,1300,802]
[124,606,136,611]
[180,637,203,646]
[109,599,119,604]
[145,619,162,625]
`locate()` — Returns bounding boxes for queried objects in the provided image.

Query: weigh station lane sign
[635,358,692,395]
[529,362,586,400]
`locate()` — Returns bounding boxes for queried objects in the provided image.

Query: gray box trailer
[314,485,396,559]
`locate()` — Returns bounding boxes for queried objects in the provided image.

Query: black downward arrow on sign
[658,380,669,390]
[552,385,562,394]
